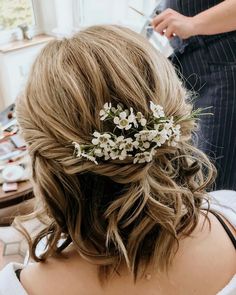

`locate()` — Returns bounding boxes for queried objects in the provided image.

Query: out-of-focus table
[0,181,34,225]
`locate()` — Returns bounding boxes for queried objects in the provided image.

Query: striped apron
[163,0,236,190]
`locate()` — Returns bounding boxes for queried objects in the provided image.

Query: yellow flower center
[120,119,128,126]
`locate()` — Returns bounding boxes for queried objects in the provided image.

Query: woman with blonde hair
[0,25,235,295]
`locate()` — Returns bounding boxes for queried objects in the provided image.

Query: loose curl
[15,25,216,281]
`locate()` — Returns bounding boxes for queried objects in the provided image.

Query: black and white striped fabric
[162,0,236,190]
[165,0,222,15]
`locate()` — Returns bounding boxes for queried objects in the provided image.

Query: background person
[153,0,236,190]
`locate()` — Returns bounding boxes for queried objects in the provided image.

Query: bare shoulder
[21,260,56,295]
[168,211,236,294]
[20,250,100,295]
[20,254,77,295]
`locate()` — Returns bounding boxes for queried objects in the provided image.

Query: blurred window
[76,0,160,30]
[0,0,35,31]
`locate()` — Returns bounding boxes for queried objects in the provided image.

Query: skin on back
[20,212,236,295]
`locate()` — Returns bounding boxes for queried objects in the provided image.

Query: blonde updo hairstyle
[16,25,215,281]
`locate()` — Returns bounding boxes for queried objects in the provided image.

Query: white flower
[118,149,127,160]
[143,142,150,149]
[138,141,151,152]
[114,111,133,130]
[117,137,134,152]
[168,124,181,146]
[104,151,111,160]
[81,153,98,165]
[132,141,139,149]
[136,112,147,127]
[92,132,115,148]
[165,117,175,129]
[150,101,165,118]
[154,123,163,131]
[99,102,112,120]
[133,152,153,164]
[129,108,138,128]
[135,130,158,142]
[110,149,127,160]
[117,104,123,111]
[140,118,147,127]
[110,150,119,160]
[111,106,117,113]
[116,135,125,144]
[73,142,82,157]
[172,124,181,139]
[153,129,169,147]
[94,148,103,157]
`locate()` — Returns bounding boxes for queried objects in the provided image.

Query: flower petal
[93,131,100,138]
[92,138,99,145]
[114,117,120,124]
[119,111,127,119]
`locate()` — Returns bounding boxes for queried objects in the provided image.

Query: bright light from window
[77,0,160,32]
[0,0,35,30]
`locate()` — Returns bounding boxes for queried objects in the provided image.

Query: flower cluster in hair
[73,101,183,165]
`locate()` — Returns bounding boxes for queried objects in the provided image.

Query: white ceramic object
[2,165,24,183]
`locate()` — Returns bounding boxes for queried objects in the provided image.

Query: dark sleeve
[15,269,23,282]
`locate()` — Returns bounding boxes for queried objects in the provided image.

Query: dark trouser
[170,35,236,190]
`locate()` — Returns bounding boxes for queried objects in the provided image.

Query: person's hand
[152,8,198,39]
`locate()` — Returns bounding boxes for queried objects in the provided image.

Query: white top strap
[0,262,26,295]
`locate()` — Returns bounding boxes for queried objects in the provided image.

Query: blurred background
[0,0,171,111]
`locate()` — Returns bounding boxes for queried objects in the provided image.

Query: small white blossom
[136,112,147,127]
[114,111,133,130]
[99,102,112,120]
[110,150,119,160]
[164,117,175,129]
[172,124,181,138]
[118,137,134,152]
[133,152,153,164]
[94,148,103,157]
[135,130,158,142]
[92,132,115,148]
[116,135,125,143]
[117,104,123,111]
[110,149,127,160]
[153,129,169,147]
[143,142,151,149]
[168,124,181,146]
[91,132,102,145]
[140,118,147,126]
[150,101,165,118]
[133,141,139,149]
[129,108,138,128]
[154,123,163,131]
[138,141,151,152]
[118,149,127,160]
[73,142,82,157]
[81,153,98,165]
[104,151,111,160]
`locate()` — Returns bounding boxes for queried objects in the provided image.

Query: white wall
[0,43,46,110]
[74,0,160,32]
[33,0,57,35]
[34,0,162,35]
